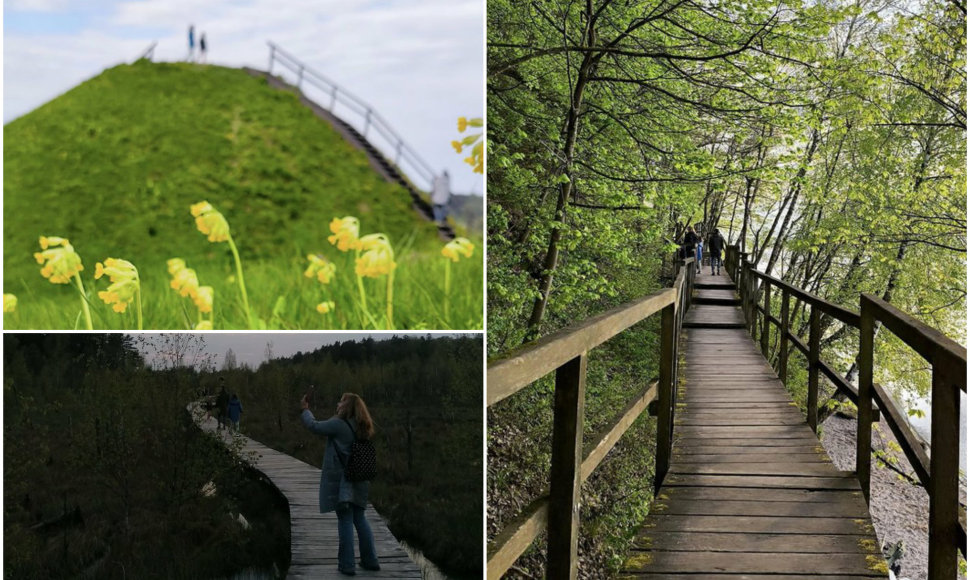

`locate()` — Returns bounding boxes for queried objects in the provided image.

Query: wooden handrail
[726,243,966,579]
[487,259,694,579]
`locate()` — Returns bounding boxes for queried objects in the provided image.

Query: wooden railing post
[761,280,771,357]
[329,86,338,111]
[927,364,959,579]
[268,44,276,73]
[856,300,874,503]
[779,289,790,385]
[808,306,820,434]
[297,64,305,88]
[654,303,676,491]
[739,259,749,326]
[547,354,587,580]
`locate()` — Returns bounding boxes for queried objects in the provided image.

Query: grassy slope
[4,61,481,329]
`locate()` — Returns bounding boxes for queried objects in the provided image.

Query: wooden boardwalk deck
[622,272,887,578]
[194,409,421,579]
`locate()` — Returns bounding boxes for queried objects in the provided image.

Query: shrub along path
[193,404,421,579]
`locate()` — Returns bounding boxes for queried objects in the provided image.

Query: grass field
[3,61,482,329]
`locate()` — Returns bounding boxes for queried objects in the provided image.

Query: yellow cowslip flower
[442,237,475,262]
[195,320,213,330]
[355,234,396,277]
[194,286,214,313]
[328,216,360,252]
[451,140,463,153]
[167,258,187,275]
[191,200,230,243]
[34,236,84,284]
[458,117,468,132]
[3,294,17,312]
[94,258,139,313]
[170,265,200,298]
[304,254,337,284]
[316,300,335,314]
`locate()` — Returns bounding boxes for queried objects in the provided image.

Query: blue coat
[301,410,369,512]
[227,398,243,422]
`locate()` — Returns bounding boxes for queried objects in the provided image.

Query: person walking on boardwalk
[215,379,230,431]
[682,226,699,265]
[199,33,207,64]
[187,25,195,62]
[227,393,243,432]
[695,229,704,274]
[301,392,380,576]
[708,228,725,276]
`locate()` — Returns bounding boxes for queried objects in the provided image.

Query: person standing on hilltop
[199,33,207,64]
[187,25,195,62]
[432,170,451,225]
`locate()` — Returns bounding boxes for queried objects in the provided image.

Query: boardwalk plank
[622,294,884,577]
[192,408,422,579]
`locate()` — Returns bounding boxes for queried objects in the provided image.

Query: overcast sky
[133,332,474,369]
[3,0,484,194]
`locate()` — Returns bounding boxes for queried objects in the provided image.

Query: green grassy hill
[4,61,482,329]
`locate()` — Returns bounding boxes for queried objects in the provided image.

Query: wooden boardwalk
[622,272,887,578]
[194,409,421,579]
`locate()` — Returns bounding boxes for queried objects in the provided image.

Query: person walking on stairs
[695,231,704,274]
[708,228,725,276]
[432,170,451,225]
[301,392,381,576]
[682,226,699,266]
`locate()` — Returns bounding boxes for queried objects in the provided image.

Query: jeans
[433,204,447,224]
[710,256,722,273]
[336,502,379,572]
[696,244,703,270]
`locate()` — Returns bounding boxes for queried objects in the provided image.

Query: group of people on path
[680,225,726,276]
[210,377,242,432]
[187,25,208,63]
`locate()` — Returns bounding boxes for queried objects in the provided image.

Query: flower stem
[354,249,371,326]
[386,269,394,330]
[73,273,93,330]
[444,260,451,324]
[226,235,253,328]
[135,284,143,331]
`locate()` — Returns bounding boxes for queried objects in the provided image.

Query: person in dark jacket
[215,379,230,430]
[227,393,243,432]
[708,228,725,275]
[682,226,700,264]
[301,392,380,576]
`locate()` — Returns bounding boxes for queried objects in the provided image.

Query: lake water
[904,389,967,471]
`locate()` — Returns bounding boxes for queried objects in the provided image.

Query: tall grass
[5,242,482,330]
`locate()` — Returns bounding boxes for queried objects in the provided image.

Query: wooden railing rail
[725,243,967,579]
[267,41,437,192]
[486,258,696,580]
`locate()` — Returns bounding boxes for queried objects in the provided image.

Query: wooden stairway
[621,274,887,578]
[244,67,455,240]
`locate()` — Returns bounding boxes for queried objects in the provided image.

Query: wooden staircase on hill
[244,64,455,241]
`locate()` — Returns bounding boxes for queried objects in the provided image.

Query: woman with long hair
[301,391,380,576]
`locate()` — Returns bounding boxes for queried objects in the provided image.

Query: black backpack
[338,418,377,482]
